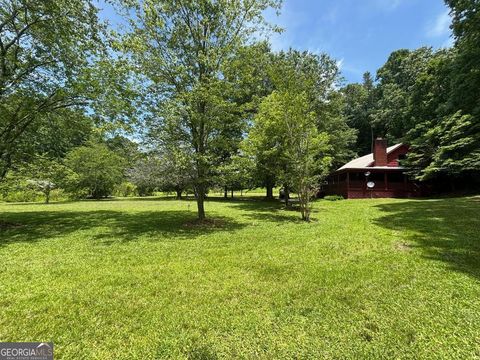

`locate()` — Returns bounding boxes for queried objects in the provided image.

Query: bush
[48,189,70,202]
[65,143,126,199]
[1,188,70,203]
[113,182,138,197]
[1,189,43,203]
[324,195,344,201]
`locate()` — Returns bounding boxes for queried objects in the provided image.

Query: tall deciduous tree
[118,0,282,220]
[271,50,354,170]
[246,49,349,203]
[370,47,435,141]
[18,155,71,204]
[0,0,107,179]
[341,72,375,156]
[445,0,480,118]
[218,154,254,197]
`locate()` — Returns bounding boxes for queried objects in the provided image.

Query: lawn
[0,196,479,359]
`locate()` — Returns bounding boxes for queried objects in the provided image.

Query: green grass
[0,196,479,359]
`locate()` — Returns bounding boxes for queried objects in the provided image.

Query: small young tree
[255,91,331,221]
[18,155,71,204]
[65,143,126,199]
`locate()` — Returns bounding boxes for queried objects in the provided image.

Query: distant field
[0,196,479,359]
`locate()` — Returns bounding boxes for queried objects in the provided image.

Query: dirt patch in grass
[395,241,412,252]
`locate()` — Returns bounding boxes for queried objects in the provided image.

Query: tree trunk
[224,186,228,199]
[45,190,50,204]
[0,152,11,181]
[298,185,311,221]
[371,125,374,154]
[194,98,207,220]
[266,181,274,200]
[196,185,206,220]
[284,185,290,207]
[176,189,182,199]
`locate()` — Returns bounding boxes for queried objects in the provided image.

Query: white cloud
[427,10,452,37]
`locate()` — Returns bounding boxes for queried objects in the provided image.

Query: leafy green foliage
[65,143,126,199]
[0,0,107,178]
[255,90,331,220]
[324,195,344,201]
[113,181,138,198]
[445,0,480,117]
[272,50,355,169]
[119,0,282,219]
[18,155,72,203]
[370,47,436,140]
[217,154,255,196]
[0,155,73,203]
[341,72,375,156]
[418,112,480,179]
[247,49,344,218]
[127,157,163,196]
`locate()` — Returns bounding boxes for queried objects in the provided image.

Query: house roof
[337,143,404,171]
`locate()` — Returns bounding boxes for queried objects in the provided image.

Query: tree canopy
[0,0,109,178]
[118,0,282,219]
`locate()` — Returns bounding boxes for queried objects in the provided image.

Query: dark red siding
[386,144,409,167]
[323,167,419,199]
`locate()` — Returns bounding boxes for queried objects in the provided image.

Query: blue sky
[267,0,453,83]
[99,0,453,84]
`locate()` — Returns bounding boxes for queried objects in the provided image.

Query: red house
[324,138,420,199]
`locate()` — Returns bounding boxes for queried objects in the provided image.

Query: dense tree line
[344,0,480,190]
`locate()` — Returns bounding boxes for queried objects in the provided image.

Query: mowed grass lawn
[1,196,479,359]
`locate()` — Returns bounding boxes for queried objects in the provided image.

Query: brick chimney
[373,138,388,166]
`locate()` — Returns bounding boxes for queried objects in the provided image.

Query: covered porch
[324,168,417,199]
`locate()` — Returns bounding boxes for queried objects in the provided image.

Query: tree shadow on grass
[113,195,297,222]
[213,198,306,223]
[0,210,245,247]
[373,197,480,279]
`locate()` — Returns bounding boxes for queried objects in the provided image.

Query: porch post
[384,172,388,190]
